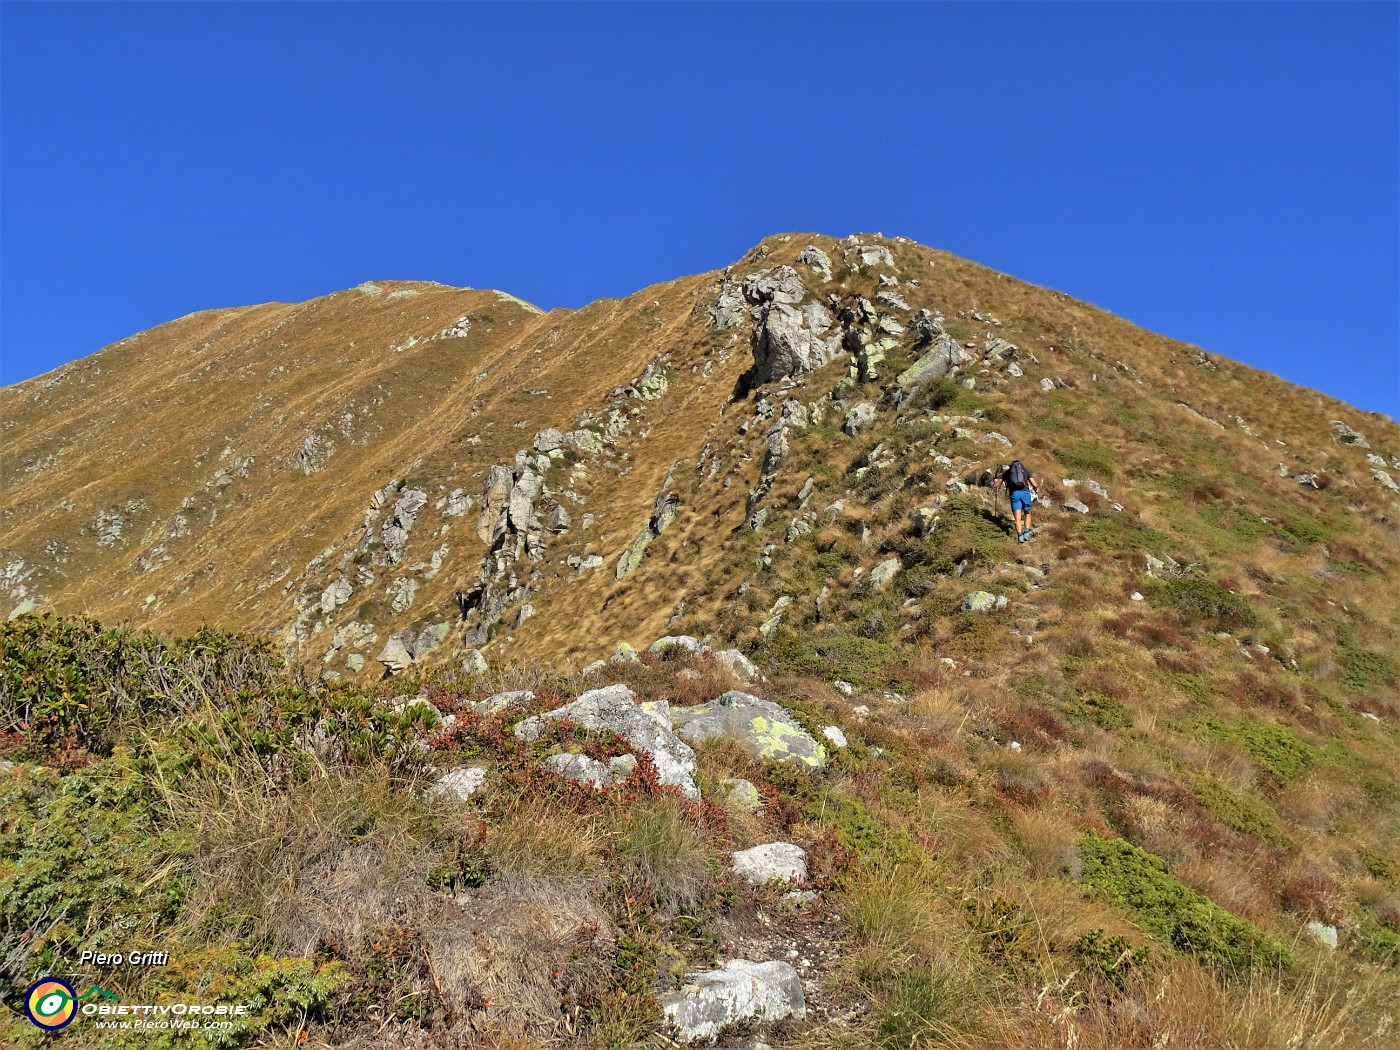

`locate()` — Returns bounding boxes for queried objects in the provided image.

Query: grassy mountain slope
[2,233,1399,1047]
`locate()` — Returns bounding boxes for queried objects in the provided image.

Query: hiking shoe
[1020,529,1031,541]
[1016,532,1024,543]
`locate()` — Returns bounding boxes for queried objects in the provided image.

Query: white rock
[822,726,848,748]
[429,767,488,803]
[730,842,808,886]
[661,959,806,1043]
[1305,921,1338,949]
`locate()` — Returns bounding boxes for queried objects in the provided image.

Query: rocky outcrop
[515,684,700,799]
[742,266,841,385]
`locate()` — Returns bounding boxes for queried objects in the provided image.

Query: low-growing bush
[1080,833,1292,970]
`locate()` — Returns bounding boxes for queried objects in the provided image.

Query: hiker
[992,460,1040,543]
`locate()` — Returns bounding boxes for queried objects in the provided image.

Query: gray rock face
[477,465,516,543]
[1331,421,1370,448]
[661,960,806,1043]
[564,429,604,454]
[710,278,748,330]
[533,427,564,453]
[743,266,841,384]
[429,766,488,803]
[896,334,973,387]
[671,691,826,769]
[795,244,833,278]
[515,684,699,799]
[731,842,808,885]
[843,401,876,436]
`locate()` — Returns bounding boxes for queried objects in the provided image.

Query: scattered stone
[545,752,615,789]
[1131,592,1145,601]
[1040,377,1055,392]
[533,427,564,453]
[429,766,488,803]
[461,649,489,675]
[660,960,806,1043]
[843,402,876,436]
[612,642,640,663]
[1295,473,1322,489]
[961,591,1000,613]
[1064,499,1090,514]
[1331,421,1369,448]
[377,635,414,674]
[671,691,826,768]
[1372,470,1400,495]
[475,690,533,715]
[869,557,901,589]
[714,648,760,681]
[1305,921,1339,950]
[833,680,854,696]
[650,635,708,655]
[823,726,848,748]
[731,842,808,886]
[344,653,365,673]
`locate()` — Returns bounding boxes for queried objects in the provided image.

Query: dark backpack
[1007,461,1030,489]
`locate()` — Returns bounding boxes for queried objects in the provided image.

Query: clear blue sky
[3,2,1397,416]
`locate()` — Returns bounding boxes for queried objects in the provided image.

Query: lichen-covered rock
[731,842,808,885]
[650,635,708,655]
[671,691,826,768]
[961,591,999,613]
[896,333,972,387]
[533,427,564,453]
[661,960,806,1043]
[869,556,900,589]
[515,684,699,799]
[795,244,832,278]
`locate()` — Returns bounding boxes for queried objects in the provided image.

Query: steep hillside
[5,234,1397,684]
[3,234,1399,1046]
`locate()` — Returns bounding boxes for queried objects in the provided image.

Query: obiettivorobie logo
[24,979,119,1031]
[22,977,250,1034]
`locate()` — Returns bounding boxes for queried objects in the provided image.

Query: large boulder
[661,960,806,1043]
[515,684,699,799]
[671,691,826,769]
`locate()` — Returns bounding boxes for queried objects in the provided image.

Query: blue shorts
[1011,489,1034,511]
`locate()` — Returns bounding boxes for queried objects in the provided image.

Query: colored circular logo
[25,978,77,1030]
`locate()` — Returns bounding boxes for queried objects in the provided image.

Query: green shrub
[1202,718,1316,782]
[1153,578,1258,628]
[1337,633,1398,692]
[1065,690,1130,729]
[1058,441,1117,480]
[1080,833,1292,970]
[765,631,904,688]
